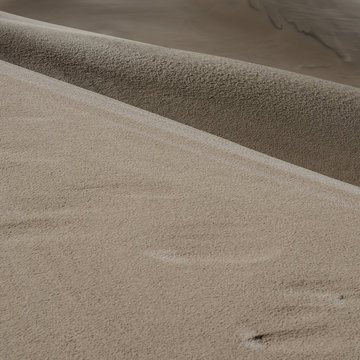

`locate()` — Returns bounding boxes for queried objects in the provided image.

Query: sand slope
[1,60,360,359]
[1,12,360,186]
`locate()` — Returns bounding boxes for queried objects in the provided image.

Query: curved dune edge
[1,60,360,359]
[1,12,359,186]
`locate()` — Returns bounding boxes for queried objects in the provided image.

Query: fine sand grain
[1,3,360,358]
[1,12,359,186]
[1,61,360,359]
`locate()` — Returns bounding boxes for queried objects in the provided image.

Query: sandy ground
[1,60,360,359]
[1,2,360,358]
[1,12,359,186]
[1,0,359,87]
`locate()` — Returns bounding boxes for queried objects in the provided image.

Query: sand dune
[251,0,360,63]
[1,1,359,87]
[1,12,360,186]
[1,60,360,359]
[1,4,360,358]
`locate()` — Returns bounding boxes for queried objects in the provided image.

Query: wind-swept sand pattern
[1,61,360,359]
[1,12,360,186]
[250,0,360,63]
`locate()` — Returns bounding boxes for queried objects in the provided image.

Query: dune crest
[2,1,358,86]
[1,12,359,185]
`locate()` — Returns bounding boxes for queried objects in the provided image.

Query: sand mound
[2,1,359,87]
[1,60,360,359]
[1,12,359,185]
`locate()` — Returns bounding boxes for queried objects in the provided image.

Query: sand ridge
[1,0,359,86]
[1,12,360,186]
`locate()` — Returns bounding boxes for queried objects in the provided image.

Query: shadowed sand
[1,1,359,87]
[251,0,360,63]
[1,12,360,186]
[1,61,360,359]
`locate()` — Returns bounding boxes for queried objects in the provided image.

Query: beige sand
[1,12,359,186]
[1,1,359,87]
[1,60,360,359]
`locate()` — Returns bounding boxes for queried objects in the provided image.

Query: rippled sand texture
[1,12,360,186]
[1,0,359,86]
[1,61,360,360]
[250,0,360,63]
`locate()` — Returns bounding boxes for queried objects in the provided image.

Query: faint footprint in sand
[283,289,347,308]
[231,330,267,358]
[145,248,281,266]
[232,325,325,357]
[311,292,346,307]
[145,250,189,264]
[241,332,266,350]
[300,65,328,70]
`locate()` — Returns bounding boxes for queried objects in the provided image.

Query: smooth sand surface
[1,12,360,186]
[251,0,360,63]
[1,60,360,359]
[1,1,359,87]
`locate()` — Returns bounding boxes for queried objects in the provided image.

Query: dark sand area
[1,0,360,86]
[1,12,359,185]
[251,0,360,63]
